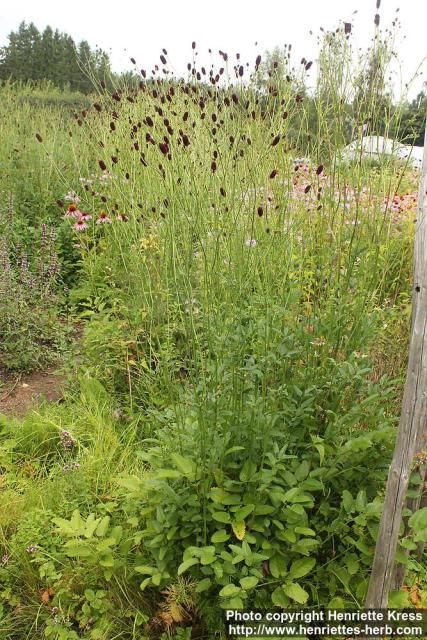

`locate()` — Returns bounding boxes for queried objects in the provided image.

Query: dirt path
[0,368,65,418]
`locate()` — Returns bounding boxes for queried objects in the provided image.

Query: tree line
[0,22,111,93]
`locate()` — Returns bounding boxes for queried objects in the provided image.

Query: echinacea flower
[1,554,9,564]
[96,211,112,225]
[74,218,89,232]
[117,214,129,222]
[65,204,81,218]
[64,191,81,204]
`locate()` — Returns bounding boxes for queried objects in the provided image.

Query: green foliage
[0,199,67,372]
[0,22,111,93]
[0,10,426,638]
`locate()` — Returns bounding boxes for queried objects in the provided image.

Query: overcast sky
[1,0,426,98]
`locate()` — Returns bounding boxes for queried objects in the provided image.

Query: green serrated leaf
[95,516,110,537]
[195,578,211,593]
[212,511,231,523]
[211,529,230,543]
[219,584,241,597]
[177,557,199,575]
[239,460,257,482]
[289,557,316,579]
[170,453,196,478]
[271,586,290,608]
[283,582,309,604]
[269,554,287,578]
[239,576,259,590]
[234,504,255,521]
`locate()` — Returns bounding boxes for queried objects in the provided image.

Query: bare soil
[0,367,65,418]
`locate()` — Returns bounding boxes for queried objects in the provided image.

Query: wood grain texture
[366,120,427,607]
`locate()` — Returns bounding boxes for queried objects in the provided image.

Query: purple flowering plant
[0,194,67,372]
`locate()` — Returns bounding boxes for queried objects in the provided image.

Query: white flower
[245,239,257,247]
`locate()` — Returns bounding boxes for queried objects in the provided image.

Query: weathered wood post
[365,120,427,608]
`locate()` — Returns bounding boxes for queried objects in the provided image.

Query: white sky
[1,0,426,98]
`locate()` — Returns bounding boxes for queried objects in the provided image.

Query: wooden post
[365,120,427,608]
[393,122,427,589]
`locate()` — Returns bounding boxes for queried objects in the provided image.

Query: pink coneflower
[79,212,92,221]
[96,211,112,225]
[64,191,81,204]
[117,214,129,222]
[65,204,81,218]
[74,218,89,232]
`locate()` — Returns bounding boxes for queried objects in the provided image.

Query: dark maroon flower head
[344,22,352,34]
[316,164,324,175]
[271,135,280,147]
[220,187,226,197]
[160,54,167,65]
[182,134,190,146]
[269,170,278,179]
[257,206,264,217]
[192,41,196,49]
[159,142,169,155]
[305,61,313,71]
[374,13,380,26]
[255,54,261,69]
[36,133,43,142]
[211,161,217,172]
[304,184,311,193]
[130,57,136,64]
[94,103,102,112]
[99,160,107,171]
